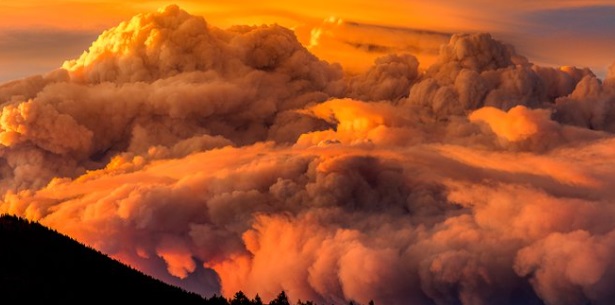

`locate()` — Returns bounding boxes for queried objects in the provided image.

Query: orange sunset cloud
[1,3,615,305]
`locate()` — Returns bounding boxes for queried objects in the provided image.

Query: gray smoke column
[2,5,615,305]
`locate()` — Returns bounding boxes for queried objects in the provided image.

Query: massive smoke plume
[2,5,615,305]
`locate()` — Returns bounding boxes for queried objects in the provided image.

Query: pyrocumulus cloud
[2,5,615,305]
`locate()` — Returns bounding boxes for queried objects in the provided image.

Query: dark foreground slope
[0,214,206,304]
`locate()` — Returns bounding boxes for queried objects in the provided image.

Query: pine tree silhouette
[231,291,252,305]
[253,294,264,305]
[207,294,230,305]
[269,291,291,305]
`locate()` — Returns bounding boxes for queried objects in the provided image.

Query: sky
[3,3,615,305]
[1,0,615,82]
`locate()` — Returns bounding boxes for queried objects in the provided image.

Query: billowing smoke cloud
[301,16,450,74]
[2,5,615,305]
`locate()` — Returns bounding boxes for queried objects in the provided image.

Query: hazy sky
[1,1,614,81]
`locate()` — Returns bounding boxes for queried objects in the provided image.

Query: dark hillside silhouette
[0,214,206,304]
[0,214,372,305]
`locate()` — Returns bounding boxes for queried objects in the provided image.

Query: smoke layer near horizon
[2,5,615,305]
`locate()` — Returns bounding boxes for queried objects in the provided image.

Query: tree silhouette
[269,291,291,305]
[207,294,230,305]
[231,291,252,305]
[253,294,264,305]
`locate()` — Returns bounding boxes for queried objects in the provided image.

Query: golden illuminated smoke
[2,5,615,305]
